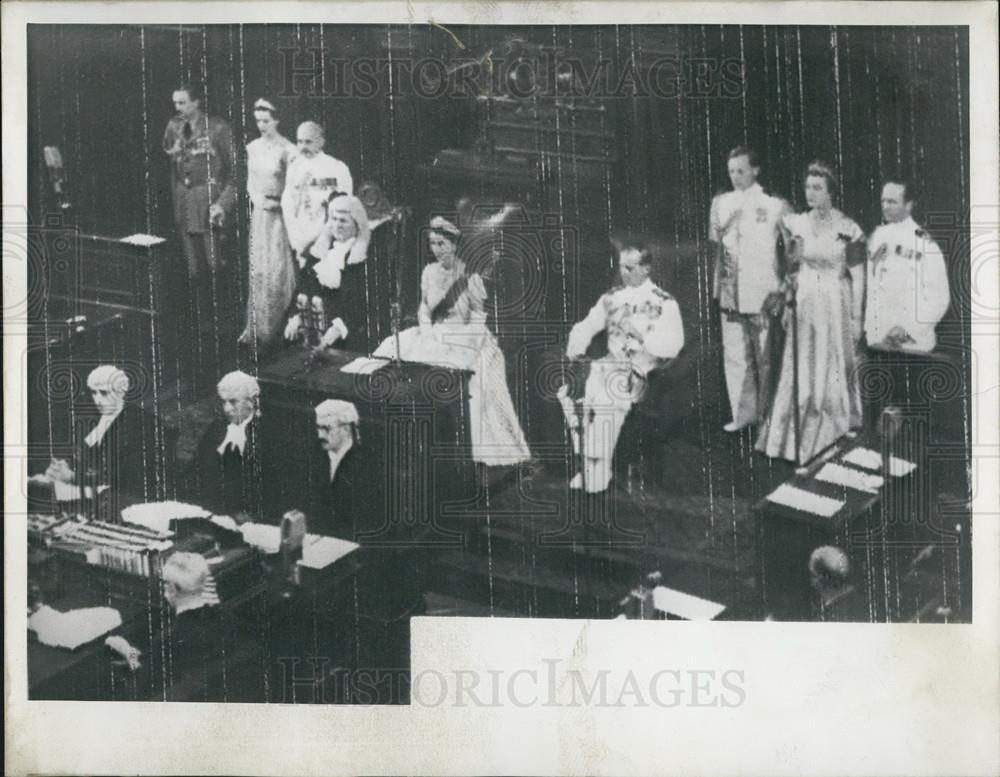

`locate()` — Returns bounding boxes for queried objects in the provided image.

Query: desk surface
[753,434,890,530]
[259,348,470,407]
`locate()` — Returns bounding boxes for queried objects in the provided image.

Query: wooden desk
[258,349,474,546]
[754,434,911,621]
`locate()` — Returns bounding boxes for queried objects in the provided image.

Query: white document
[766,483,845,518]
[121,501,210,533]
[652,586,726,620]
[28,605,123,650]
[120,233,166,247]
[815,462,885,493]
[340,356,392,375]
[841,447,917,476]
[299,534,360,569]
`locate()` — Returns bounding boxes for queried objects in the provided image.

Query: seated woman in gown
[374,216,531,467]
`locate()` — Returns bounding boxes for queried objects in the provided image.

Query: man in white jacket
[559,244,684,493]
[708,146,790,432]
[865,179,950,352]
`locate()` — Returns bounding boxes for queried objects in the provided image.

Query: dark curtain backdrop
[27,22,968,291]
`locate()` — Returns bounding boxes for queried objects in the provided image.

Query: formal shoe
[569,472,583,490]
[723,421,748,433]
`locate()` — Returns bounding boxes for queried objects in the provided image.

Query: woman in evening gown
[374,216,531,467]
[756,161,866,464]
[238,97,296,347]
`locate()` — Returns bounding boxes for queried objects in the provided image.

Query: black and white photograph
[5,2,998,775]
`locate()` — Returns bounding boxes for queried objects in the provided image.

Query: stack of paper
[28,605,123,649]
[841,447,917,476]
[121,501,209,533]
[241,522,281,554]
[766,483,845,518]
[299,535,360,569]
[652,586,726,620]
[120,233,166,247]
[340,356,391,375]
[815,462,885,493]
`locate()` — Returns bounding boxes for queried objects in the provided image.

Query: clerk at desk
[307,399,377,540]
[194,370,265,519]
[33,364,158,508]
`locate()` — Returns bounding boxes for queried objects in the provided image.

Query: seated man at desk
[558,244,684,493]
[32,364,157,509]
[194,370,265,519]
[106,551,226,702]
[284,194,372,351]
[308,399,374,540]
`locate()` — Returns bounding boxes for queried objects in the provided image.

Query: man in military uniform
[558,244,684,494]
[162,83,236,328]
[708,146,790,432]
[865,179,950,352]
[281,121,354,272]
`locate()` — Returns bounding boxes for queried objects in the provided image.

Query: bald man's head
[296,121,325,158]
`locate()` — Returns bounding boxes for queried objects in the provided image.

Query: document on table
[299,535,360,569]
[815,462,885,493]
[340,357,391,375]
[28,605,123,649]
[840,447,917,476]
[766,483,845,518]
[652,586,726,620]
[120,233,166,247]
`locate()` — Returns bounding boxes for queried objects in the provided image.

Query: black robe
[73,404,163,509]
[194,417,266,518]
[306,442,384,541]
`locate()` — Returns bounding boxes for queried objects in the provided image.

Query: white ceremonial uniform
[865,216,950,352]
[708,182,788,428]
[280,152,354,255]
[564,279,684,493]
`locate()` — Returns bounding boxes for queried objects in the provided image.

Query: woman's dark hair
[253,97,280,120]
[805,160,839,201]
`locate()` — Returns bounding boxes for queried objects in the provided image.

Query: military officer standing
[708,146,790,432]
[162,83,237,330]
[865,179,950,352]
[558,244,684,494]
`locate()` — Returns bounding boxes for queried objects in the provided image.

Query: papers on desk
[766,483,845,518]
[121,501,210,533]
[300,535,360,570]
[841,447,917,477]
[28,605,122,650]
[815,462,885,493]
[340,356,391,375]
[240,522,361,568]
[241,522,281,554]
[652,586,726,620]
[120,233,166,247]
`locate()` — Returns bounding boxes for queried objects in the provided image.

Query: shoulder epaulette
[652,286,674,300]
[915,228,928,239]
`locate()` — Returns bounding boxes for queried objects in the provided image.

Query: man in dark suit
[309,399,376,540]
[194,370,264,519]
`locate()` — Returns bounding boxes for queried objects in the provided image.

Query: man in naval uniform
[708,146,790,432]
[162,83,237,328]
[281,121,354,275]
[865,179,950,352]
[558,244,684,494]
